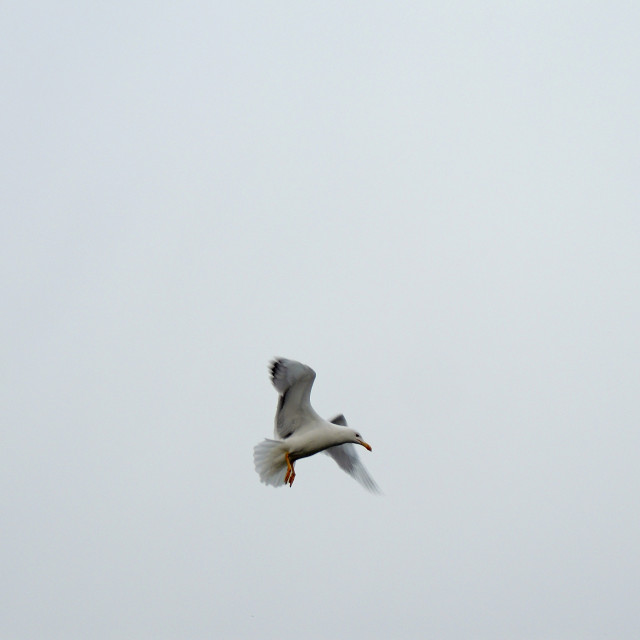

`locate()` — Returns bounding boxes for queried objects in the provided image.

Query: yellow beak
[358,440,372,452]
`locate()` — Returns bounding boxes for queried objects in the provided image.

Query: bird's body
[253,358,379,492]
[278,420,360,462]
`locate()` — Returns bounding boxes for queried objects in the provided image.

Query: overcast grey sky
[2,2,639,639]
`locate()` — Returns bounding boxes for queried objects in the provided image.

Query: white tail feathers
[253,439,288,487]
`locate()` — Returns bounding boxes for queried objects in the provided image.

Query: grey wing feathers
[271,358,317,438]
[326,414,380,493]
[270,358,316,395]
[324,444,381,493]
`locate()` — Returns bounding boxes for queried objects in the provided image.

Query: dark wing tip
[270,358,283,384]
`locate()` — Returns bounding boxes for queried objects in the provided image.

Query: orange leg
[284,452,296,487]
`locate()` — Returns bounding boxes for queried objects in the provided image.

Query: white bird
[254,358,380,492]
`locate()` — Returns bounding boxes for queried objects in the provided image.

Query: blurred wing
[325,414,381,493]
[271,358,318,438]
[324,444,381,493]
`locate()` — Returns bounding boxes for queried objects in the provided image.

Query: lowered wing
[324,414,381,493]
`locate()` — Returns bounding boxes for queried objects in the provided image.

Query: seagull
[253,358,379,492]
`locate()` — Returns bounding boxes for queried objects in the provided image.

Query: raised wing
[271,358,319,438]
[325,415,381,493]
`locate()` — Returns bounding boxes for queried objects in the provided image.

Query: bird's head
[347,428,372,451]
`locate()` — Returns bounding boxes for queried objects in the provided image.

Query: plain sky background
[2,2,639,639]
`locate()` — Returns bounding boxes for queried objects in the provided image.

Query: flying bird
[253,358,379,492]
